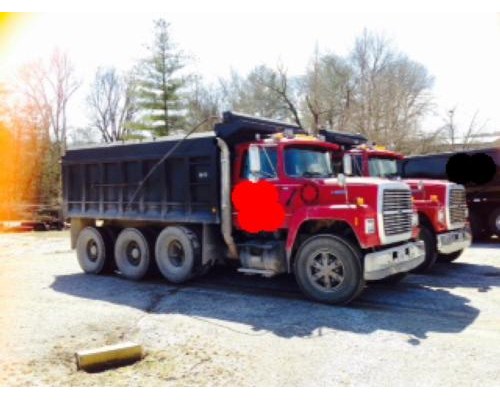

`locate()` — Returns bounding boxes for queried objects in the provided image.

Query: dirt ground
[0,231,499,386]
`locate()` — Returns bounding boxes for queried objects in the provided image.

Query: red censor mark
[232,181,285,233]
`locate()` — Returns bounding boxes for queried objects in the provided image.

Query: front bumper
[437,228,471,254]
[364,240,425,280]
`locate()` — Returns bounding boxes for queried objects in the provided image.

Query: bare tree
[301,48,353,133]
[255,63,303,128]
[444,107,487,150]
[461,111,486,150]
[220,64,303,127]
[348,30,434,150]
[15,49,80,208]
[18,49,80,154]
[446,107,457,147]
[184,75,222,132]
[218,31,433,148]
[87,67,137,142]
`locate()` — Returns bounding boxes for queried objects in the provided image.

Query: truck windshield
[285,147,333,178]
[368,157,399,178]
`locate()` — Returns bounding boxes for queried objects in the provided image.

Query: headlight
[437,208,445,224]
[411,212,419,227]
[365,218,376,234]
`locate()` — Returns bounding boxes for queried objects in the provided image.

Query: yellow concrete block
[75,341,143,371]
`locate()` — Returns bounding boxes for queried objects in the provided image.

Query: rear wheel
[76,227,114,274]
[294,235,364,305]
[114,228,153,280]
[155,226,201,284]
[413,225,437,273]
[437,250,463,263]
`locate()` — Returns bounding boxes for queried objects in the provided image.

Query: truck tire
[470,212,487,240]
[76,227,113,274]
[294,235,364,305]
[155,226,201,284]
[413,225,437,273]
[114,228,153,280]
[437,250,463,263]
[488,207,500,237]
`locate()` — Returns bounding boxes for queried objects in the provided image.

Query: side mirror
[248,144,261,182]
[343,154,353,176]
[338,173,347,187]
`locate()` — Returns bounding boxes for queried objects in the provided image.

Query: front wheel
[437,250,463,263]
[413,225,437,273]
[294,235,364,305]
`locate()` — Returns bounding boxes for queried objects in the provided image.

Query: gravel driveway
[0,231,499,386]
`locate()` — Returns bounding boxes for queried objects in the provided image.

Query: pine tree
[135,19,187,136]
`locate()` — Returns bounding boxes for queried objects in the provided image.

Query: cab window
[241,146,278,179]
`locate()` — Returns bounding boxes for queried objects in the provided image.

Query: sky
[1,9,499,140]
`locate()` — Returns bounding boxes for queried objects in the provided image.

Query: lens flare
[0,13,36,69]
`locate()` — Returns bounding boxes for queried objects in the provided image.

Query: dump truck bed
[62,132,220,224]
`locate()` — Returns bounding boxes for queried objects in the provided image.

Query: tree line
[0,18,484,218]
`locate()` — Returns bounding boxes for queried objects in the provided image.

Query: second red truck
[338,137,471,272]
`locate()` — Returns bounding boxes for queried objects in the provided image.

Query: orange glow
[0,118,45,222]
[0,13,52,227]
[0,123,20,220]
[0,13,37,71]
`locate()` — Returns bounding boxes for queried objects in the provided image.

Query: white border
[2,0,500,13]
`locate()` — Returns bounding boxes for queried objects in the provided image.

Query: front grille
[449,188,467,224]
[382,189,413,236]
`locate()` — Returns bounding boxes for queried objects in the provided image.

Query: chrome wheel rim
[306,249,345,292]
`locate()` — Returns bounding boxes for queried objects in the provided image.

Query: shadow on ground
[470,236,500,249]
[50,260,485,343]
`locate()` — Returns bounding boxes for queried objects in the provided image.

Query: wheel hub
[167,240,185,267]
[126,241,142,266]
[308,250,345,291]
[86,239,99,262]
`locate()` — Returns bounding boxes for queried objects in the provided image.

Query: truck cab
[222,124,425,302]
[342,143,471,271]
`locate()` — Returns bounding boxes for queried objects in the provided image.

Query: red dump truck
[62,112,424,304]
[329,133,470,272]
